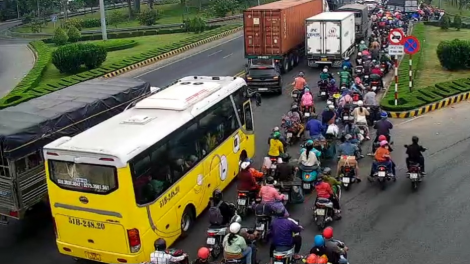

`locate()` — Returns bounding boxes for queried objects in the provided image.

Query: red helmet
[197,247,210,259]
[317,257,328,264]
[378,135,387,142]
[323,226,334,239]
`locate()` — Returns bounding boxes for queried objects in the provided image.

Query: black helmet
[154,238,166,251]
[266,176,275,184]
[412,136,419,143]
[212,189,223,201]
[280,153,291,162]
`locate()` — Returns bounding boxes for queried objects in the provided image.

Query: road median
[0,24,242,109]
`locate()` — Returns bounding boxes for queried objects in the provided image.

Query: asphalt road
[0,21,34,97]
[2,35,470,264]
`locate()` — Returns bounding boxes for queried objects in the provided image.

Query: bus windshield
[49,160,117,194]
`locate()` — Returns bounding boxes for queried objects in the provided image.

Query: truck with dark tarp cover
[0,78,152,224]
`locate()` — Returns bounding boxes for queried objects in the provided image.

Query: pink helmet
[380,140,388,147]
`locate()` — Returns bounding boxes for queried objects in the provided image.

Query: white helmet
[240,161,250,170]
[360,40,365,44]
[323,68,328,73]
[357,100,364,106]
[326,100,333,105]
[229,222,241,234]
[357,52,362,56]
[273,126,280,132]
[328,104,335,109]
[344,57,349,60]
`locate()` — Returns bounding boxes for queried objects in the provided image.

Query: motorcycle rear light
[344,167,351,172]
[305,174,310,179]
[238,193,246,197]
[208,232,216,237]
[379,167,385,171]
[275,256,283,260]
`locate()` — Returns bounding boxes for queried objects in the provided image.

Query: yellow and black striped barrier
[388,92,470,118]
[103,27,242,78]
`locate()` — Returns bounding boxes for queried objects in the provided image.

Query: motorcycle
[352,92,362,104]
[366,106,381,126]
[302,105,314,120]
[206,213,241,258]
[284,126,300,146]
[354,65,364,76]
[300,166,319,193]
[380,62,389,74]
[318,81,329,100]
[341,106,353,123]
[313,186,341,230]
[253,198,271,243]
[267,157,279,177]
[405,145,426,191]
[372,164,395,190]
[290,89,303,104]
[370,80,381,92]
[338,161,357,191]
[356,123,368,142]
[356,58,363,65]
[362,74,370,86]
[272,219,301,264]
[236,191,253,216]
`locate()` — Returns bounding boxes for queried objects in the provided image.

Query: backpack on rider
[208,200,224,225]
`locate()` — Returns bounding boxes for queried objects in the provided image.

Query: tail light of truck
[127,228,141,253]
[52,217,58,238]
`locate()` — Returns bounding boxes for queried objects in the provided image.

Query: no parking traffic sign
[388,29,405,45]
[403,36,421,55]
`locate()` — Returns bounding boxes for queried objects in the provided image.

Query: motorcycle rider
[370,140,394,177]
[363,87,378,106]
[319,68,331,81]
[193,247,210,264]
[323,227,349,264]
[238,159,262,198]
[209,189,235,226]
[314,175,341,215]
[301,88,315,114]
[223,222,253,264]
[284,105,305,138]
[374,112,393,142]
[305,116,324,140]
[380,53,393,71]
[268,132,284,159]
[327,79,339,96]
[310,235,327,258]
[259,176,288,216]
[150,238,188,264]
[341,57,352,73]
[337,134,361,182]
[269,207,303,259]
[321,103,336,127]
[339,66,352,87]
[405,136,426,175]
[298,140,321,173]
[292,72,307,91]
[268,127,287,147]
[355,52,363,65]
[275,153,296,182]
[351,100,370,140]
[358,40,368,51]
[370,65,384,89]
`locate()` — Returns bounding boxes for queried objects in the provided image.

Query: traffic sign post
[388,29,406,105]
[388,45,404,56]
[51,14,57,28]
[403,36,421,92]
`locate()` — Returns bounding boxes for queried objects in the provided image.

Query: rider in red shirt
[371,65,383,76]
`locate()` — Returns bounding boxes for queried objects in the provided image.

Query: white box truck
[306,12,356,68]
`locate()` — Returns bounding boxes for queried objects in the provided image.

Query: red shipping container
[244,0,324,59]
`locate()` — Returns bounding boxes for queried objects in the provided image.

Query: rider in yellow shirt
[268,132,284,158]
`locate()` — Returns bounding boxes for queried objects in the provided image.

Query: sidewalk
[0,41,35,97]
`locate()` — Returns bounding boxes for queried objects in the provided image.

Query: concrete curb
[26,43,38,63]
[388,92,470,118]
[103,27,242,78]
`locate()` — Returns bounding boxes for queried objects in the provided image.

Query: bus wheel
[181,206,194,237]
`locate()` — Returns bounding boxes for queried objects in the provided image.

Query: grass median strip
[0,24,241,109]
[381,23,470,112]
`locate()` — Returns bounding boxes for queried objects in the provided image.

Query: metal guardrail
[8,15,242,38]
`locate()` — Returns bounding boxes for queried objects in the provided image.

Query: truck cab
[245,59,282,95]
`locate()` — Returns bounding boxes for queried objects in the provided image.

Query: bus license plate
[378,171,386,177]
[69,217,105,230]
[85,251,101,261]
[342,177,350,183]
[409,173,418,179]
[303,183,311,189]
[237,199,246,205]
[206,237,216,245]
[316,209,326,216]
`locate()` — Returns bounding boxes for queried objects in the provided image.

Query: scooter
[253,198,271,243]
[362,74,370,86]
[313,186,341,230]
[354,65,364,76]
[371,164,395,190]
[318,81,329,100]
[338,162,357,191]
[302,105,314,120]
[272,219,301,264]
[236,191,253,216]
[206,213,241,258]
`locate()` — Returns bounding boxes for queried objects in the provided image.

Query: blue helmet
[380,111,388,118]
[330,79,336,85]
[314,235,325,247]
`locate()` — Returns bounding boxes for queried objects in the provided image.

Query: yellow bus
[43,76,256,263]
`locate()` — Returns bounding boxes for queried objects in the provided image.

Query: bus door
[243,101,254,132]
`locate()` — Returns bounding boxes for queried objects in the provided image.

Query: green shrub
[93,39,138,51]
[80,44,107,69]
[440,14,451,30]
[139,9,160,26]
[53,27,68,46]
[186,17,206,33]
[67,26,82,43]
[453,14,462,30]
[108,11,126,28]
[81,18,103,28]
[436,39,470,70]
[64,18,83,31]
[52,44,83,73]
[30,20,44,33]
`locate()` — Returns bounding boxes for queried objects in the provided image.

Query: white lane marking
[135,35,243,78]
[208,50,222,57]
[223,53,233,59]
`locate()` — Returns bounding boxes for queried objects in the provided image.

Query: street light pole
[99,0,108,40]
[16,0,20,19]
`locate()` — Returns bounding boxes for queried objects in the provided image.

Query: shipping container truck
[243,0,328,77]
[306,12,356,68]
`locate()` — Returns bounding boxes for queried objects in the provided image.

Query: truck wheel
[290,56,295,68]
[282,59,289,73]
[295,54,300,65]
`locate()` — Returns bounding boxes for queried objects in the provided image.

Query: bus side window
[244,102,254,131]
[168,122,200,182]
